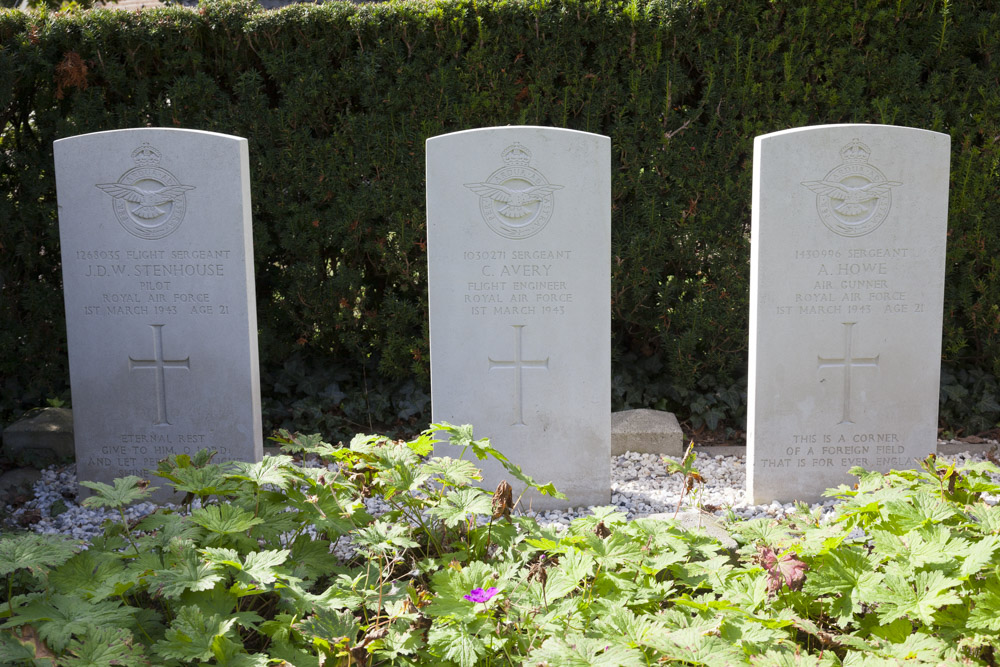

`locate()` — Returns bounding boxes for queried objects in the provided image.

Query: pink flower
[463,586,499,603]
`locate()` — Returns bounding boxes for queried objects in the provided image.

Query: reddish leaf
[758,546,808,593]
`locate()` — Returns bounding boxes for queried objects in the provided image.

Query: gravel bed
[4,442,998,547]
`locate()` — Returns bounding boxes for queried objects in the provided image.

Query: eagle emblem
[463,182,564,219]
[801,138,901,237]
[800,180,902,216]
[96,143,195,240]
[95,183,196,220]
[465,143,563,239]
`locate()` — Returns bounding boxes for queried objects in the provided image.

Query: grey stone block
[0,467,43,503]
[611,409,684,456]
[3,408,75,466]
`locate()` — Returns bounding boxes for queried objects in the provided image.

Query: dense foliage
[3,0,1000,438]
[1,425,999,665]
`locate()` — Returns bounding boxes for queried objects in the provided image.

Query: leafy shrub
[2,424,1000,664]
[4,0,1000,435]
[261,349,431,445]
[940,366,1000,436]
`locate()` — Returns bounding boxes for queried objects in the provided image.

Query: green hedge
[3,0,1000,440]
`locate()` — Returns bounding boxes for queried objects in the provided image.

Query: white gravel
[4,442,998,546]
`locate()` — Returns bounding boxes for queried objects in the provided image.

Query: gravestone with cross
[748,124,950,503]
[427,127,611,509]
[54,128,262,500]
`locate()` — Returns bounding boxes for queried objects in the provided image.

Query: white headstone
[427,126,611,509]
[748,124,950,503]
[55,128,262,499]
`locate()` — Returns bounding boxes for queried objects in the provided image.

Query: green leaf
[154,551,224,599]
[0,630,40,663]
[968,578,1000,631]
[903,524,970,570]
[134,511,204,552]
[530,635,646,666]
[284,484,359,539]
[718,614,790,654]
[296,608,359,644]
[584,532,643,568]
[0,532,78,578]
[559,548,596,583]
[729,519,793,549]
[803,546,881,625]
[200,546,289,587]
[715,570,769,613]
[201,547,243,570]
[287,575,366,614]
[162,464,238,497]
[959,534,1000,578]
[2,595,137,652]
[591,604,672,649]
[406,433,436,457]
[216,651,270,667]
[189,504,265,535]
[422,457,483,487]
[643,625,747,666]
[969,502,1000,534]
[871,566,962,626]
[860,615,913,643]
[878,631,953,662]
[427,623,488,667]
[377,457,430,497]
[542,549,596,601]
[288,536,341,581]
[427,488,493,528]
[153,604,237,662]
[80,476,155,509]
[425,561,502,621]
[48,550,127,602]
[179,585,240,620]
[62,625,144,666]
[884,493,958,533]
[267,641,322,667]
[274,431,340,459]
[352,519,419,556]
[750,648,840,666]
[239,549,290,586]
[228,455,297,488]
[370,623,424,662]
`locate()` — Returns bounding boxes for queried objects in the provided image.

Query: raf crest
[465,143,563,240]
[96,143,195,240]
[801,138,902,237]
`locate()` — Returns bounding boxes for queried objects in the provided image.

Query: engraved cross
[129,324,190,426]
[817,322,879,425]
[489,324,549,426]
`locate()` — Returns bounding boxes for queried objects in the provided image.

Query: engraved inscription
[778,433,908,471]
[128,324,190,425]
[88,435,222,480]
[489,325,549,426]
[465,143,563,240]
[775,247,926,316]
[801,139,902,237]
[96,144,195,240]
[464,249,574,317]
[76,248,233,317]
[817,322,879,425]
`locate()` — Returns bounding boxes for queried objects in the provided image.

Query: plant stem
[118,507,141,555]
